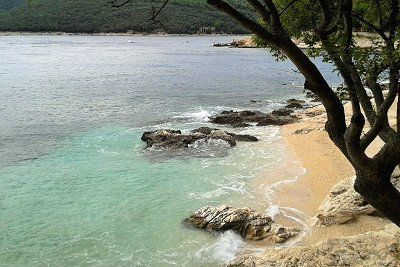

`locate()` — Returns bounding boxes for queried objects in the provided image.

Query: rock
[285,99,305,109]
[141,127,258,148]
[229,224,400,267]
[185,205,299,242]
[305,89,322,103]
[191,127,215,135]
[271,108,293,116]
[232,134,258,142]
[316,170,400,225]
[213,42,231,47]
[233,122,252,128]
[256,115,299,126]
[141,129,194,148]
[207,129,237,146]
[316,177,376,225]
[210,109,300,127]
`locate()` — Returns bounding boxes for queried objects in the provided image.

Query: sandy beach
[253,101,393,246]
[232,100,400,266]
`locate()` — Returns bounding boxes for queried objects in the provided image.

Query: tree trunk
[354,168,400,226]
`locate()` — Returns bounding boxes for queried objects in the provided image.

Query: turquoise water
[0,125,284,265]
[0,35,341,266]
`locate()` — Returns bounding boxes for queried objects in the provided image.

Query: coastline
[0,31,250,37]
[278,104,389,245]
[245,101,394,261]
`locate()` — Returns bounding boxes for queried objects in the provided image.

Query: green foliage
[272,0,399,81]
[0,0,250,34]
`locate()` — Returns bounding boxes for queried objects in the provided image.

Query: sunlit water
[0,35,341,266]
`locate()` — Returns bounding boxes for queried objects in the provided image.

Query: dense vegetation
[0,0,250,33]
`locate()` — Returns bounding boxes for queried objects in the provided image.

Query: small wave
[266,204,280,219]
[176,108,212,122]
[195,231,245,264]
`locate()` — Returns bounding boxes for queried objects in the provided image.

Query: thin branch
[207,0,278,42]
[352,12,388,41]
[374,0,384,29]
[360,65,398,149]
[245,0,271,22]
[278,0,300,16]
[316,0,332,35]
[389,0,399,40]
[262,0,284,31]
[110,0,133,8]
[151,0,171,21]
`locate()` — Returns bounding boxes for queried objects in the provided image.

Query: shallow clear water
[0,35,341,266]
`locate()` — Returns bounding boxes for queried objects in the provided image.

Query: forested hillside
[0,0,251,33]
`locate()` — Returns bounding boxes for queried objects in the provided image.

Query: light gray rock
[316,170,400,225]
[185,205,299,242]
[316,177,376,225]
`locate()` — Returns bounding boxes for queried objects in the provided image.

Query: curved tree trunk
[354,168,400,226]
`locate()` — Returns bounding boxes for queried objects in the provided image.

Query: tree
[117,0,400,224]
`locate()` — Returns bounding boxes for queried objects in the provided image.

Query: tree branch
[207,0,278,43]
[352,12,388,42]
[279,0,301,16]
[245,0,271,23]
[110,0,133,8]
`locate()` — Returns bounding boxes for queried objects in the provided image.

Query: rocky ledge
[209,99,305,127]
[316,170,400,226]
[185,205,299,242]
[141,127,258,149]
[229,224,400,267]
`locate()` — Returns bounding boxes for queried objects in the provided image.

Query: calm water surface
[0,35,341,266]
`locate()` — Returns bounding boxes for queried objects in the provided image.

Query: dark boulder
[210,109,300,127]
[141,128,258,149]
[285,99,305,109]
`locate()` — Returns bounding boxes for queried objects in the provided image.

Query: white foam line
[279,207,310,247]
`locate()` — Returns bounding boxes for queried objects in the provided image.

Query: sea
[0,35,341,266]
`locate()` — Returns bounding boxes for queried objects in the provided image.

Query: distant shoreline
[0,31,250,37]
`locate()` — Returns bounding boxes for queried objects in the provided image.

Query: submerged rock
[209,109,300,127]
[229,224,400,267]
[185,205,299,242]
[316,170,400,225]
[141,127,258,148]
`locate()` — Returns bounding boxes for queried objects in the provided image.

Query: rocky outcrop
[141,127,258,148]
[316,170,400,225]
[213,38,257,48]
[185,205,299,242]
[316,177,376,225]
[285,99,305,109]
[229,224,400,267]
[209,109,300,127]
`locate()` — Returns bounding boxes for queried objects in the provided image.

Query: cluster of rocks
[209,99,305,128]
[229,224,400,267]
[141,127,258,149]
[141,99,308,149]
[185,205,299,243]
